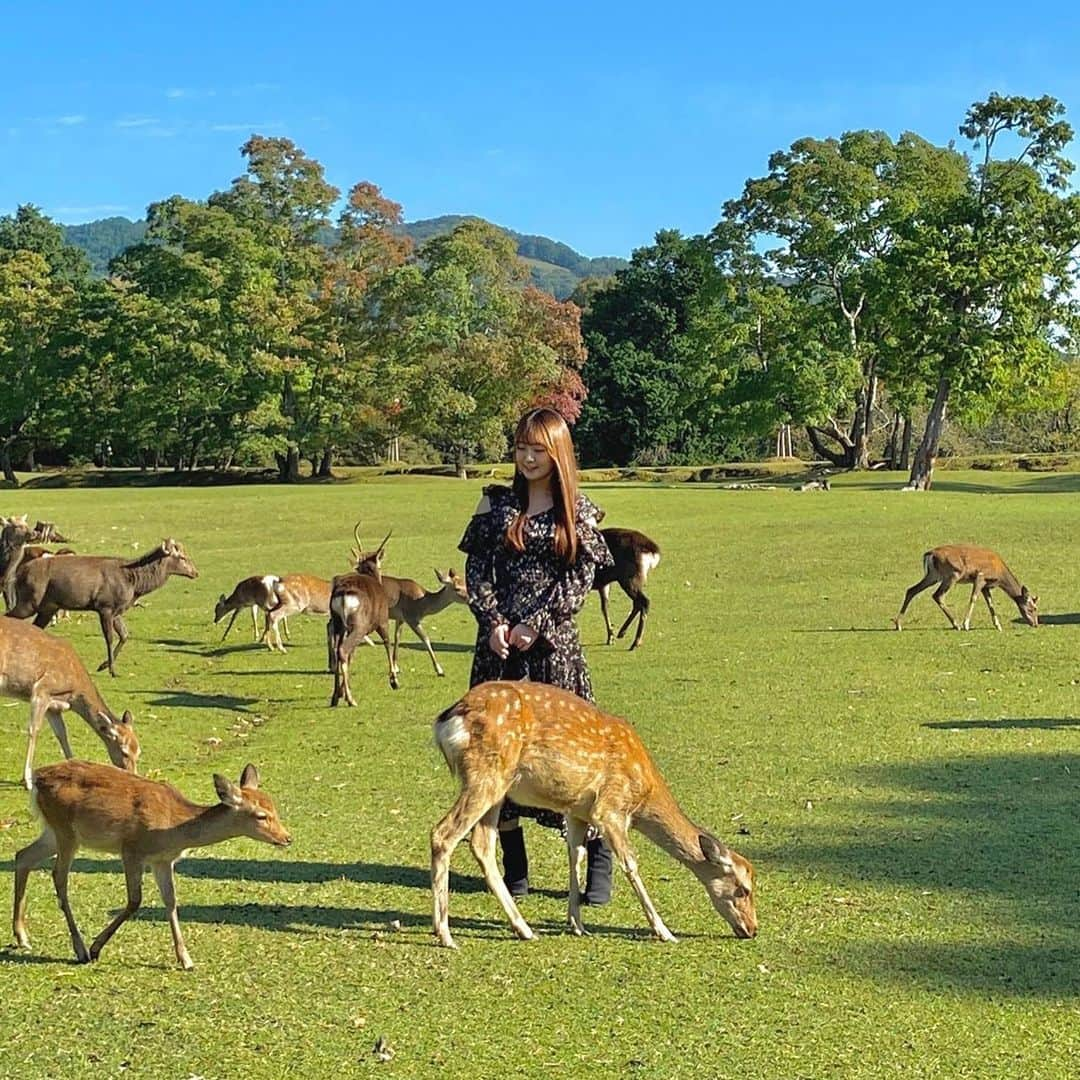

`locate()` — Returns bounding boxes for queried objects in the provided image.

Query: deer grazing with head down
[431,681,757,949]
[592,527,661,651]
[0,617,140,789]
[13,760,291,969]
[214,574,285,644]
[328,525,399,706]
[381,568,469,677]
[7,538,199,675]
[893,545,1039,631]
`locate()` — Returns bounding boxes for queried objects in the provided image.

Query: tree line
[2,93,1079,489]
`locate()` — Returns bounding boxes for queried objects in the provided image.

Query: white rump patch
[434,712,471,771]
[641,552,661,574]
[343,594,361,612]
[261,574,279,594]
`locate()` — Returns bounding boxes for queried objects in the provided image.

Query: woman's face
[515,438,555,484]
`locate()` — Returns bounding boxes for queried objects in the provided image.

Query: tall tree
[888,94,1080,489]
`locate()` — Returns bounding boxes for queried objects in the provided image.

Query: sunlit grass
[0,472,1077,1078]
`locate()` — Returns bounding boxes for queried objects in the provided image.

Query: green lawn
[0,472,1077,1078]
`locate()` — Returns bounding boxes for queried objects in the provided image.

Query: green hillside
[62,214,625,298]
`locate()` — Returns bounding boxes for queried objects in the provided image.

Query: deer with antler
[0,617,140,789]
[13,760,290,969]
[431,680,757,948]
[328,524,399,706]
[893,545,1039,631]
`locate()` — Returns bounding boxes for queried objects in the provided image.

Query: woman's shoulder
[574,492,606,528]
[473,484,517,516]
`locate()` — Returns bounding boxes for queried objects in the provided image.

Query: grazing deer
[214,574,284,644]
[0,618,140,789]
[381,568,469,677]
[592,528,661,651]
[13,760,290,969]
[262,573,333,654]
[893,545,1039,631]
[7,539,199,676]
[431,681,757,949]
[0,515,34,609]
[328,526,398,706]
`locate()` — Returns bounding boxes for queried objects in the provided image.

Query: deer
[0,617,140,789]
[431,680,757,949]
[7,538,199,676]
[214,574,285,644]
[262,573,333,654]
[381,568,469,677]
[328,525,399,706]
[0,515,34,609]
[893,545,1039,631]
[12,760,291,969]
[592,527,661,651]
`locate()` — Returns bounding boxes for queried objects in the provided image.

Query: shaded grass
[0,474,1078,1078]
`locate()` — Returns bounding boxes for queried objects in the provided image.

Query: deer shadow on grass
[770,749,1080,997]
[922,717,1080,731]
[1036,612,1080,626]
[131,689,260,712]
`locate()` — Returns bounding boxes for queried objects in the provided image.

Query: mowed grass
[0,471,1077,1079]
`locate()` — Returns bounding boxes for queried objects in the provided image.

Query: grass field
[0,471,1077,1079]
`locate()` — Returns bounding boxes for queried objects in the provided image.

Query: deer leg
[23,693,51,790]
[617,582,650,650]
[111,614,130,661]
[150,860,193,970]
[432,783,526,949]
[931,578,961,630]
[221,607,241,641]
[12,827,57,948]
[374,623,399,691]
[51,833,90,962]
[469,803,535,941]
[960,576,986,631]
[565,817,589,936]
[95,608,118,676]
[598,583,614,644]
[982,586,1003,631]
[601,814,677,942]
[411,619,445,677]
[89,848,144,962]
[250,604,259,642]
[391,619,403,676]
[281,614,290,642]
[894,572,937,629]
[32,603,60,629]
[46,707,74,761]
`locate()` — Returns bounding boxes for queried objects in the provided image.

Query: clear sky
[3,1,1079,258]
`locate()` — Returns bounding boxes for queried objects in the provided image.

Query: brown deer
[7,539,199,675]
[0,618,140,789]
[592,527,661,651]
[13,760,290,969]
[328,526,398,706]
[262,573,332,654]
[0,515,34,609]
[381,568,469,677]
[893,545,1039,631]
[431,681,757,949]
[214,574,284,644]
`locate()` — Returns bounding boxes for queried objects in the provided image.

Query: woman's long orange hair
[505,407,579,565]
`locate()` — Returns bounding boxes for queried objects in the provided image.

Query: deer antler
[375,530,392,559]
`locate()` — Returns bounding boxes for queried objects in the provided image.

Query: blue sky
[3,1,1079,258]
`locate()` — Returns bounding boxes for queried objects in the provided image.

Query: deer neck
[634,783,709,867]
[153,803,240,856]
[997,566,1023,601]
[420,586,456,617]
[126,557,171,599]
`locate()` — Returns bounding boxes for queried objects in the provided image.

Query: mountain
[61,215,626,299]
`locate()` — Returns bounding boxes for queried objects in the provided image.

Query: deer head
[350,523,390,583]
[96,709,141,773]
[693,833,758,939]
[1017,587,1039,627]
[213,764,292,847]
[161,539,199,579]
[434,567,469,604]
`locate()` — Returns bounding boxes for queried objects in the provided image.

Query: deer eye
[254,810,269,821]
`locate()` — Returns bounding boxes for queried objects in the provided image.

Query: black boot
[499,826,529,897]
[581,836,613,906]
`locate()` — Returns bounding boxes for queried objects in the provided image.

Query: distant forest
[61,213,627,299]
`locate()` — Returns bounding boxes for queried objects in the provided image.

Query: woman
[458,407,615,902]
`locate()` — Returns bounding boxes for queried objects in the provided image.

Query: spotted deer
[431,681,757,948]
[13,761,290,969]
[0,617,140,789]
[893,545,1039,631]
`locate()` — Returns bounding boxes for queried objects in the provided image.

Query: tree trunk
[885,411,901,468]
[22,447,36,472]
[899,416,913,472]
[905,378,950,490]
[454,443,468,479]
[317,448,333,477]
[276,447,301,483]
[805,425,852,467]
[0,442,19,486]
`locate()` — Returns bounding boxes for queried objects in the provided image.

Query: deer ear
[239,763,260,789]
[699,833,734,870]
[214,774,245,808]
[120,709,134,725]
[1032,595,1039,605]
[97,712,119,739]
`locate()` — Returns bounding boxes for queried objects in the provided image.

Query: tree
[886,94,1080,489]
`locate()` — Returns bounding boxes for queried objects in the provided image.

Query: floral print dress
[458,484,613,827]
